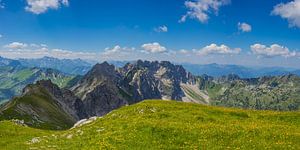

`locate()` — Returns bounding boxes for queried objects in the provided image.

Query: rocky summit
[71,60,196,117]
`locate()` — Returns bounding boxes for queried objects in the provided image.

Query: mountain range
[0,57,76,103]
[0,60,299,130]
[4,56,300,78]
[181,63,300,78]
[18,56,93,75]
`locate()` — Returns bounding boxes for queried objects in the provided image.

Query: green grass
[0,100,299,149]
[0,85,75,130]
[39,76,74,88]
[206,83,223,98]
[11,69,35,81]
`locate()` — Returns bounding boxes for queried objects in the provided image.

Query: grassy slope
[0,100,299,149]
[0,85,75,130]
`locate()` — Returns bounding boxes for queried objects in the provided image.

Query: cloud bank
[1,41,300,69]
[197,43,241,55]
[251,43,299,58]
[4,42,28,49]
[1,42,97,60]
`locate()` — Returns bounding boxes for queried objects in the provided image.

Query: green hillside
[0,66,74,102]
[0,83,76,130]
[0,100,299,149]
[197,75,300,111]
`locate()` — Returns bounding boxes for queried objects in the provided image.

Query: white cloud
[238,22,252,32]
[25,0,69,14]
[100,45,139,60]
[141,42,167,53]
[4,42,28,49]
[251,44,298,58]
[0,34,2,38]
[102,45,135,56]
[179,49,189,54]
[154,25,168,33]
[180,0,230,23]
[197,43,241,55]
[50,49,97,59]
[2,42,299,69]
[1,42,98,60]
[272,0,300,28]
[30,43,48,48]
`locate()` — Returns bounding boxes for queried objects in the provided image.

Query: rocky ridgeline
[71,60,196,117]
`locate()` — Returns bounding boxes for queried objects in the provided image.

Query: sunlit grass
[0,100,299,149]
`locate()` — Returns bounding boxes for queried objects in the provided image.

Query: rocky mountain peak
[217,74,241,82]
[71,62,120,100]
[92,61,113,71]
[119,60,195,101]
[85,62,117,80]
[22,80,61,96]
[36,79,59,89]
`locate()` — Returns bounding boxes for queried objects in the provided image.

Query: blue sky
[0,0,300,68]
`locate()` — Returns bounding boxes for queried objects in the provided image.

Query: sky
[0,0,300,68]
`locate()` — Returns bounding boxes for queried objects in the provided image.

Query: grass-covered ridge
[0,84,76,130]
[0,100,299,149]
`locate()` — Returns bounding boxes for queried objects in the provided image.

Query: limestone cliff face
[83,81,128,117]
[70,62,128,117]
[70,60,196,117]
[120,60,194,101]
[71,62,121,100]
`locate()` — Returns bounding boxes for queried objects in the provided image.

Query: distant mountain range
[1,56,300,78]
[181,63,300,78]
[0,60,299,130]
[0,57,76,103]
[18,57,131,75]
[19,56,93,75]
[0,56,131,103]
[0,55,300,104]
